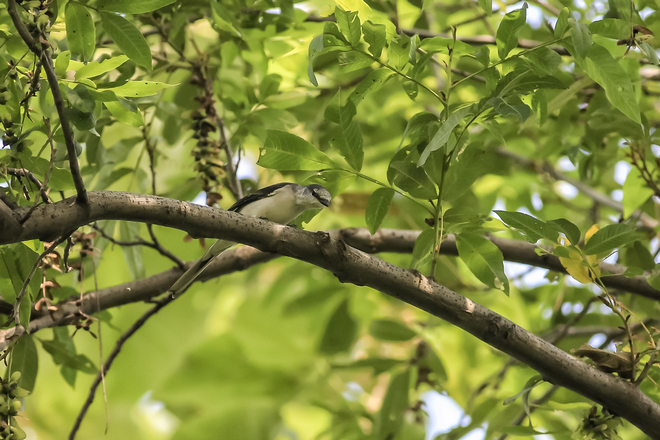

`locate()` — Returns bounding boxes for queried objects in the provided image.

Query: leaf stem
[323,168,435,215]
[453,38,564,88]
[357,49,447,107]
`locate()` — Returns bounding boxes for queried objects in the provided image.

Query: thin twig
[22,118,56,222]
[497,385,560,440]
[89,257,109,432]
[6,168,50,205]
[13,235,69,328]
[68,294,175,440]
[7,0,88,206]
[91,223,185,269]
[219,119,243,200]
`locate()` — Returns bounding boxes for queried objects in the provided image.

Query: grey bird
[169,183,332,297]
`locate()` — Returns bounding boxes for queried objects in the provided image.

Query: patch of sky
[531,192,543,210]
[423,391,486,440]
[343,381,363,402]
[555,181,578,199]
[505,262,548,289]
[613,161,631,185]
[557,157,577,172]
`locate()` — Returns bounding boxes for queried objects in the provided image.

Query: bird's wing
[228,182,292,212]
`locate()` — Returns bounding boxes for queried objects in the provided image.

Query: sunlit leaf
[456,232,509,294]
[366,188,394,234]
[65,2,96,62]
[362,20,386,57]
[258,130,336,170]
[100,12,152,69]
[496,3,528,60]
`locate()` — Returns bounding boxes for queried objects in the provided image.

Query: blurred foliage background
[1,0,660,438]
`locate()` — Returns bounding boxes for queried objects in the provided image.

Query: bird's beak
[320,198,331,207]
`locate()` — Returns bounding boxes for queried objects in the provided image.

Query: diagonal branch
[7,0,88,206]
[2,192,660,435]
[68,294,175,440]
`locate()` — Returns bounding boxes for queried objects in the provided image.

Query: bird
[169,182,332,297]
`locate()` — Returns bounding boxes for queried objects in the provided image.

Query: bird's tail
[169,240,234,297]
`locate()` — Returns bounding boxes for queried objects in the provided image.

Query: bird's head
[302,184,332,209]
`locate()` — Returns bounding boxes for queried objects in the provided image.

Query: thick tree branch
[2,192,660,435]
[339,228,660,301]
[7,0,88,206]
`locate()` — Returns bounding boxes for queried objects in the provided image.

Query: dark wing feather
[228,182,292,212]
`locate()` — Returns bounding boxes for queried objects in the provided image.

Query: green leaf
[456,232,510,294]
[328,100,363,171]
[120,221,145,280]
[12,335,38,393]
[210,2,241,36]
[373,369,410,440]
[488,96,531,122]
[101,81,176,97]
[338,51,374,72]
[362,21,386,57]
[411,229,435,269]
[523,47,562,75]
[639,40,660,65]
[349,69,394,106]
[257,130,336,170]
[649,264,660,290]
[319,298,358,354]
[442,143,485,201]
[622,241,655,271]
[419,37,475,56]
[0,244,39,304]
[418,105,474,166]
[416,341,448,381]
[444,207,487,234]
[402,81,418,100]
[96,0,176,13]
[369,319,417,341]
[259,74,282,101]
[388,35,410,71]
[48,167,76,191]
[389,161,437,199]
[569,18,592,60]
[496,3,528,60]
[40,339,96,374]
[307,34,324,87]
[55,51,71,77]
[589,19,630,39]
[75,55,129,80]
[622,169,654,218]
[531,90,547,125]
[495,211,559,242]
[578,43,640,123]
[334,7,361,47]
[62,84,95,113]
[366,188,394,234]
[478,0,492,16]
[582,224,637,255]
[65,2,96,62]
[496,71,566,96]
[397,112,438,151]
[100,12,152,69]
[555,8,570,38]
[548,218,580,244]
[105,99,144,127]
